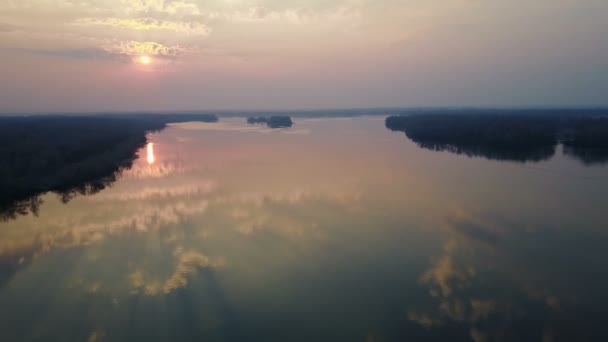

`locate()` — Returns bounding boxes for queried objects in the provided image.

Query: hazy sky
[1,0,607,112]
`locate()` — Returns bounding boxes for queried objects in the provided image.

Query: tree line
[385,111,608,163]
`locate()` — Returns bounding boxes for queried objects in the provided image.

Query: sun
[139,55,151,65]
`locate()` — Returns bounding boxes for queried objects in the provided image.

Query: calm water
[1,117,608,341]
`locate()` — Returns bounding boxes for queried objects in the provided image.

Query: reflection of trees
[561,117,608,165]
[0,195,43,222]
[386,113,608,164]
[0,167,128,222]
[563,147,608,166]
[415,141,556,163]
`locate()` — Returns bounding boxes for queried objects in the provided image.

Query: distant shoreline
[2,107,608,118]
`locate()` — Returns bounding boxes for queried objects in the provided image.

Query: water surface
[1,117,607,341]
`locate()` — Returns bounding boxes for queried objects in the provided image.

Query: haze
[1,0,607,113]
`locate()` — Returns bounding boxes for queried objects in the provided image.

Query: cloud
[1,41,189,62]
[90,183,216,201]
[129,248,222,295]
[419,239,473,297]
[443,209,508,246]
[122,159,188,179]
[74,17,211,36]
[211,5,360,24]
[87,330,106,342]
[163,249,218,293]
[408,207,567,339]
[0,198,210,274]
[129,270,163,295]
[407,311,440,328]
[470,299,496,321]
[112,40,189,57]
[1,47,128,61]
[470,328,487,342]
[164,1,202,16]
[116,0,201,15]
[439,299,466,321]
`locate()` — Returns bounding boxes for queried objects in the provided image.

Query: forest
[385,111,608,163]
[0,114,218,220]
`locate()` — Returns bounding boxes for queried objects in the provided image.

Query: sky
[0,0,607,113]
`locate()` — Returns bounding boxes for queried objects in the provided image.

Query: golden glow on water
[147,142,155,164]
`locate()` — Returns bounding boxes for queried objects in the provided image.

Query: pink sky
[1,0,607,112]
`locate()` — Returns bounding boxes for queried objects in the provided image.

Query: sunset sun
[139,55,151,65]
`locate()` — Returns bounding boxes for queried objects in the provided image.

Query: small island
[247,116,293,128]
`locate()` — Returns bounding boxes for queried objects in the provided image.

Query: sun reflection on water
[147,142,155,164]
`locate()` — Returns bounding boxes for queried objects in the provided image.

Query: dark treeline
[561,116,608,148]
[0,114,218,221]
[386,111,608,164]
[386,114,559,147]
[388,108,608,117]
[246,116,293,128]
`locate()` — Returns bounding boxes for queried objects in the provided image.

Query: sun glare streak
[147,142,155,164]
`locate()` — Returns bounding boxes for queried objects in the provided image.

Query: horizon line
[3,105,608,116]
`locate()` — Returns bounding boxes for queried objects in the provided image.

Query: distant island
[0,114,218,221]
[386,111,608,164]
[247,116,293,128]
